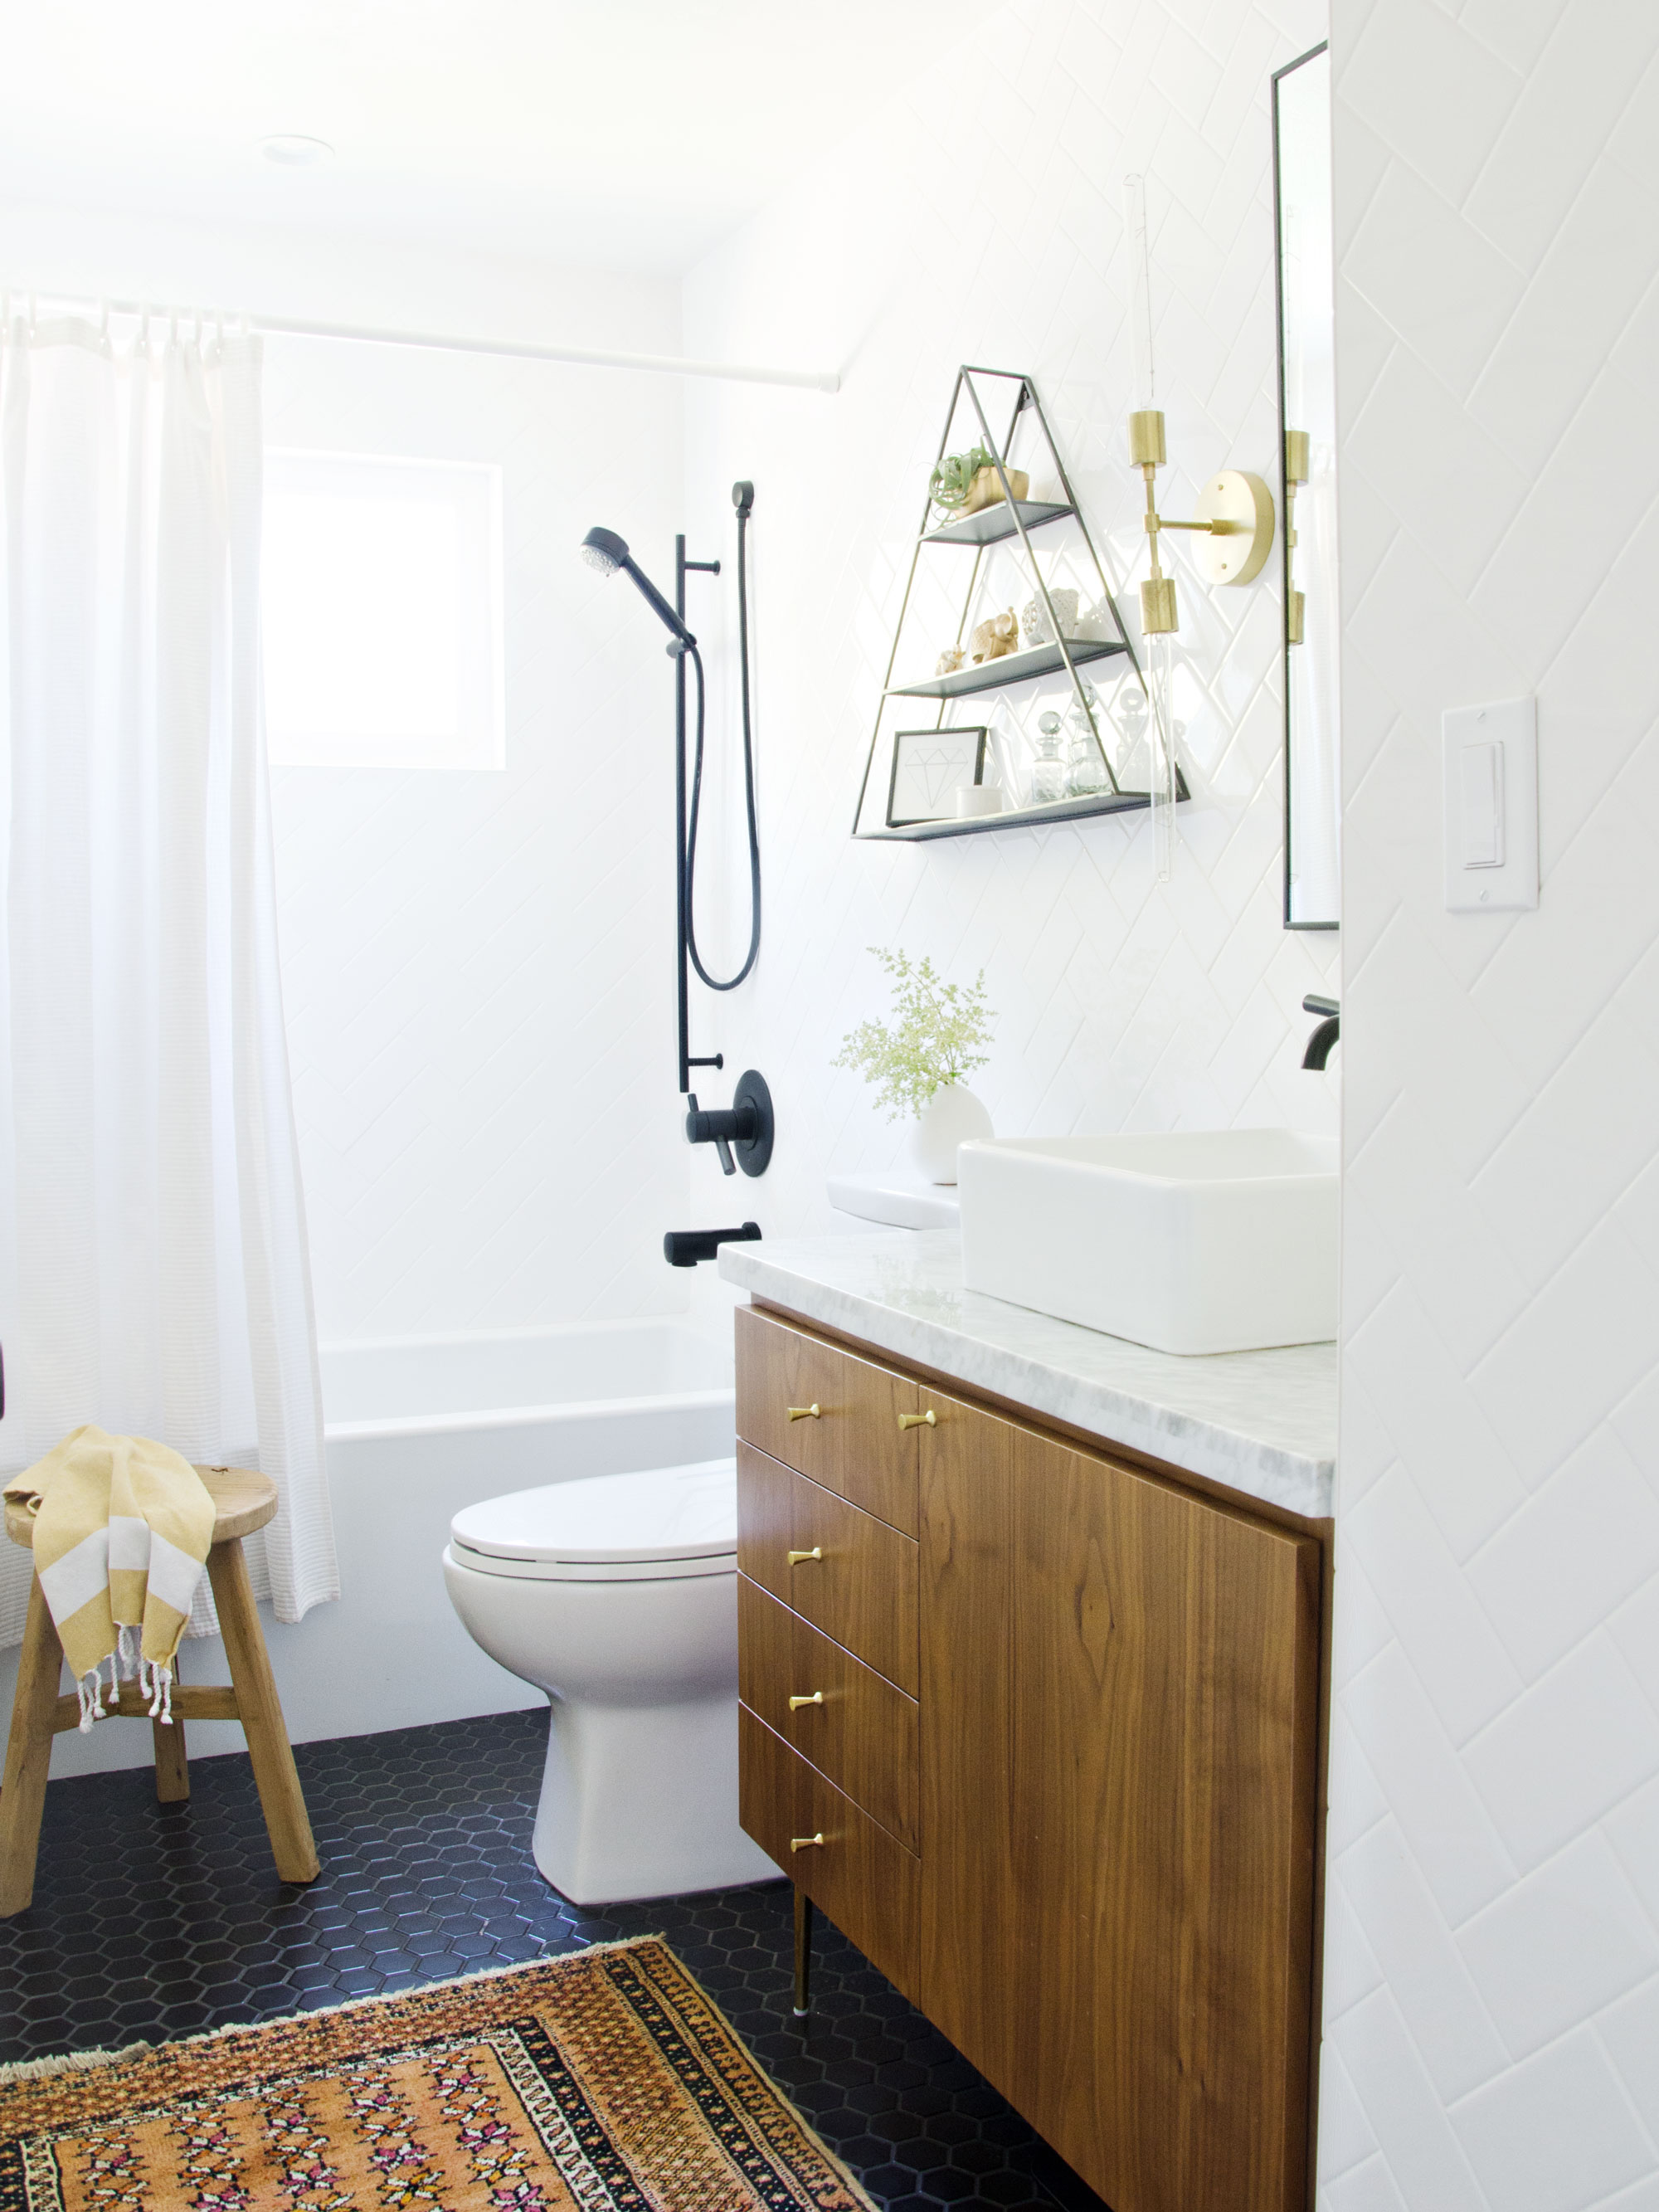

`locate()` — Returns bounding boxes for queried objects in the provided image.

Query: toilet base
[533,1693,780,1905]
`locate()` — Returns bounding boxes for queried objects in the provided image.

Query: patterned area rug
[0,1937,876,2211]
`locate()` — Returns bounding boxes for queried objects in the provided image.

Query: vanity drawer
[737,1306,923,1536]
[738,1574,919,1852]
[737,1441,919,1696]
[739,1705,918,2000]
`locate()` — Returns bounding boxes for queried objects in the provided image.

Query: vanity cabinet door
[914,1387,1024,2098]
[1006,1432,1321,2212]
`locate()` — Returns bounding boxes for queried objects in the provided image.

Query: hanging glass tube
[1124,173,1176,883]
[1125,173,1155,410]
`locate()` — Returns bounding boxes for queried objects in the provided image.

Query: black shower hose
[683,497,761,991]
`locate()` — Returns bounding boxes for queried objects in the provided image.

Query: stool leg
[153,1644,189,1803]
[0,1578,66,1915]
[206,1537,319,1884]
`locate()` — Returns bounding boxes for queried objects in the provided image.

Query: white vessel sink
[957,1129,1338,1355]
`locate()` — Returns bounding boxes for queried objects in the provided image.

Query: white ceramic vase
[912,1084,994,1184]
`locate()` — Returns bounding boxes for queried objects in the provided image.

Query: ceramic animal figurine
[935,646,967,676]
[970,610,1019,663]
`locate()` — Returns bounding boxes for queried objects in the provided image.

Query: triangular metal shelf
[853,366,1180,842]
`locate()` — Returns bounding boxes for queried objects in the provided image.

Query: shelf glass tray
[888,636,1129,700]
[921,499,1075,547]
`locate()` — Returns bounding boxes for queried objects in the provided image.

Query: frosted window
[263,451,504,769]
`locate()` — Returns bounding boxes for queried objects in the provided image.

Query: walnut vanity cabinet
[734,1302,1326,2212]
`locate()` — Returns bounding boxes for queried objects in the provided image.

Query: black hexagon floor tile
[0,1708,1108,2211]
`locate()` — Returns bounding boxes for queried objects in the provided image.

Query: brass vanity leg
[792,1885,813,2017]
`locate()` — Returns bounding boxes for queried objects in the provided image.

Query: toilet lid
[450,1458,737,1571]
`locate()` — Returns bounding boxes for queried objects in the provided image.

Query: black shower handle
[685,1093,757,1177]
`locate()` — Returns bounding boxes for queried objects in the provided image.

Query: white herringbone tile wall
[1321,2,1659,2205]
[262,334,692,1342]
[670,0,1339,1275]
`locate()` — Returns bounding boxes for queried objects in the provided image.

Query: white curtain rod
[8,291,841,393]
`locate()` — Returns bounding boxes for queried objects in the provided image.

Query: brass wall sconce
[1127,409,1276,636]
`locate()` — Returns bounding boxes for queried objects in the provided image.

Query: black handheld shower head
[580,525,628,575]
[578,524,695,648]
[732,480,754,518]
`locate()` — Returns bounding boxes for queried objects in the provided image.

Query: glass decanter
[1029,715,1068,805]
[1064,680,1110,797]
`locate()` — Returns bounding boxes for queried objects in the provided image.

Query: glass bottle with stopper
[1063,680,1110,797]
[1030,716,1068,805]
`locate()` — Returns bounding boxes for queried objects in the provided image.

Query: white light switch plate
[1443,697,1537,912]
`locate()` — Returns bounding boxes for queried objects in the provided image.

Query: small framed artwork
[886,725,989,827]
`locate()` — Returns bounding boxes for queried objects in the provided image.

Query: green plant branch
[833,948,995,1121]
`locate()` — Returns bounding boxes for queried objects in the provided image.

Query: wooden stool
[0,1466,319,1915]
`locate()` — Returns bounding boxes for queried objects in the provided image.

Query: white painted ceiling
[0,0,1001,275]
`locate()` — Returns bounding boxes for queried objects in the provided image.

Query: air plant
[928,442,1000,512]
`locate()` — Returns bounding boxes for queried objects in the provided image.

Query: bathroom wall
[671,0,1339,1276]
[1321,5,1659,2208]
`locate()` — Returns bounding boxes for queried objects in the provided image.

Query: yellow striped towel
[2,1426,216,1731]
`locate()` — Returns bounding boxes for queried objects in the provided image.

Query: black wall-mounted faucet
[1302,994,1340,1069]
[685,1068,774,1177]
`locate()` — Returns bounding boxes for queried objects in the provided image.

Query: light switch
[1443,697,1537,912]
[1459,742,1504,867]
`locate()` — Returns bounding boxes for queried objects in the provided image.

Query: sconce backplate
[1191,470,1275,586]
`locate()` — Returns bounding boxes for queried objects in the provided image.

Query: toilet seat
[449,1457,737,1583]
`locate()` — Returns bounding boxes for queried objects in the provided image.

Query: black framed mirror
[1273,42,1340,930]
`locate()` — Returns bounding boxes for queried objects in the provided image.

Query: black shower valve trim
[684,1068,774,1178]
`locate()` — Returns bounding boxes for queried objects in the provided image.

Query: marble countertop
[720,1229,1335,1520]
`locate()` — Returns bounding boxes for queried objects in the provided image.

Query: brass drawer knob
[898,1409,937,1431]
[788,1692,824,1711]
[786,1403,821,1421]
[786,1547,823,1567]
[790,1833,825,1853]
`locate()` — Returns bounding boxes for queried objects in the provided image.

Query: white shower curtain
[0,311,337,1646]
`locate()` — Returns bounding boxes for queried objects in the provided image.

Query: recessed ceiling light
[261,134,334,168]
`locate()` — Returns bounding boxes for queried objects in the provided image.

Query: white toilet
[441,1457,779,1906]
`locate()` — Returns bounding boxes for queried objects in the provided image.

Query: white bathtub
[321,1318,735,1484]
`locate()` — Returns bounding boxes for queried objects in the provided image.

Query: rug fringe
[0,1933,669,2088]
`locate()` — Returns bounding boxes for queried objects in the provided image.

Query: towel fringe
[75,1668,107,1732]
[147,1664,173,1724]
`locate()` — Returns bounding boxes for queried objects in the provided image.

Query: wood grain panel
[738,1575,919,1851]
[737,1441,918,1695]
[736,1305,920,1534]
[913,1386,1023,2098]
[1008,1425,1320,2212]
[739,1704,918,2000]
